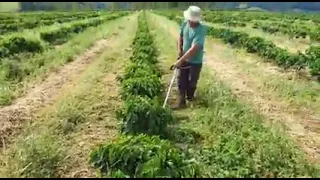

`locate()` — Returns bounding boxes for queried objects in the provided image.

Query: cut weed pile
[147,12,320,178]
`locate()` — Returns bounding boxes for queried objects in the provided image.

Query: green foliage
[202,10,320,42]
[120,62,161,82]
[193,77,319,178]
[130,46,159,64]
[155,10,320,178]
[40,13,128,45]
[116,12,172,137]
[252,21,316,41]
[90,12,193,178]
[116,95,173,137]
[0,59,25,81]
[89,134,201,178]
[305,46,320,76]
[167,127,203,145]
[7,134,64,178]
[157,12,320,76]
[205,25,319,75]
[0,12,129,86]
[0,36,43,59]
[0,11,102,35]
[120,75,163,99]
[0,12,130,59]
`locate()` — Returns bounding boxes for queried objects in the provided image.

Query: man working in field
[173,6,207,109]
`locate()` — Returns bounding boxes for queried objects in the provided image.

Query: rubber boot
[173,91,187,109]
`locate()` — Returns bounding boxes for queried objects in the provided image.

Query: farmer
[172,6,207,109]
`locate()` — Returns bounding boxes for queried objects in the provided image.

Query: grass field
[0,9,319,178]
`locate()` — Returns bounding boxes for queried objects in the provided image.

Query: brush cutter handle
[163,68,178,108]
[169,56,182,70]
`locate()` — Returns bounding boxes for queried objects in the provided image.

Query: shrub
[0,36,43,59]
[116,95,173,137]
[120,75,163,99]
[89,134,201,178]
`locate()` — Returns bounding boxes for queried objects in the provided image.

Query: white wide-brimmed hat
[183,6,201,22]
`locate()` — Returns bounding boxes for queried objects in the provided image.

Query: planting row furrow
[0,13,102,35]
[203,11,320,42]
[0,12,129,60]
[203,10,320,26]
[0,11,101,23]
[39,13,127,45]
[166,10,320,42]
[164,10,320,23]
[158,12,320,77]
[88,12,201,178]
[251,21,320,42]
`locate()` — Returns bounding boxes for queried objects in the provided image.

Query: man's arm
[177,21,185,57]
[178,35,183,57]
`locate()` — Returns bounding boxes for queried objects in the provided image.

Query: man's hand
[170,58,184,70]
[174,44,200,68]
[174,59,184,68]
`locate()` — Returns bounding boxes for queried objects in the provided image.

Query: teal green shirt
[180,20,207,64]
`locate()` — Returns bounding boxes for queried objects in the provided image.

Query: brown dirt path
[57,16,138,178]
[151,13,320,163]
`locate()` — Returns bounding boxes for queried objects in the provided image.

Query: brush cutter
[162,65,178,108]
[162,60,191,108]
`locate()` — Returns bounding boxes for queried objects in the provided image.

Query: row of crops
[88,11,320,178]
[0,12,129,60]
[0,11,103,35]
[251,21,319,41]
[206,24,320,76]
[159,11,320,76]
[205,9,320,23]
[0,11,101,22]
[39,13,126,44]
[0,11,129,91]
[202,11,320,42]
[163,10,320,41]
[89,12,201,178]
[203,10,320,24]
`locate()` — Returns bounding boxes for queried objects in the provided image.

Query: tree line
[17,2,214,11]
[16,2,320,12]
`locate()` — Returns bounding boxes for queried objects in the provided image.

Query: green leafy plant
[120,75,163,99]
[116,95,173,137]
[160,11,320,76]
[40,13,128,45]
[305,46,320,76]
[89,134,201,178]
[0,11,102,35]
[116,12,171,137]
[119,62,161,82]
[0,36,43,59]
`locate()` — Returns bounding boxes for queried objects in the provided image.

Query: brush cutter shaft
[163,68,177,108]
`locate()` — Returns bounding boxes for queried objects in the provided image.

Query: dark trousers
[178,63,202,100]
